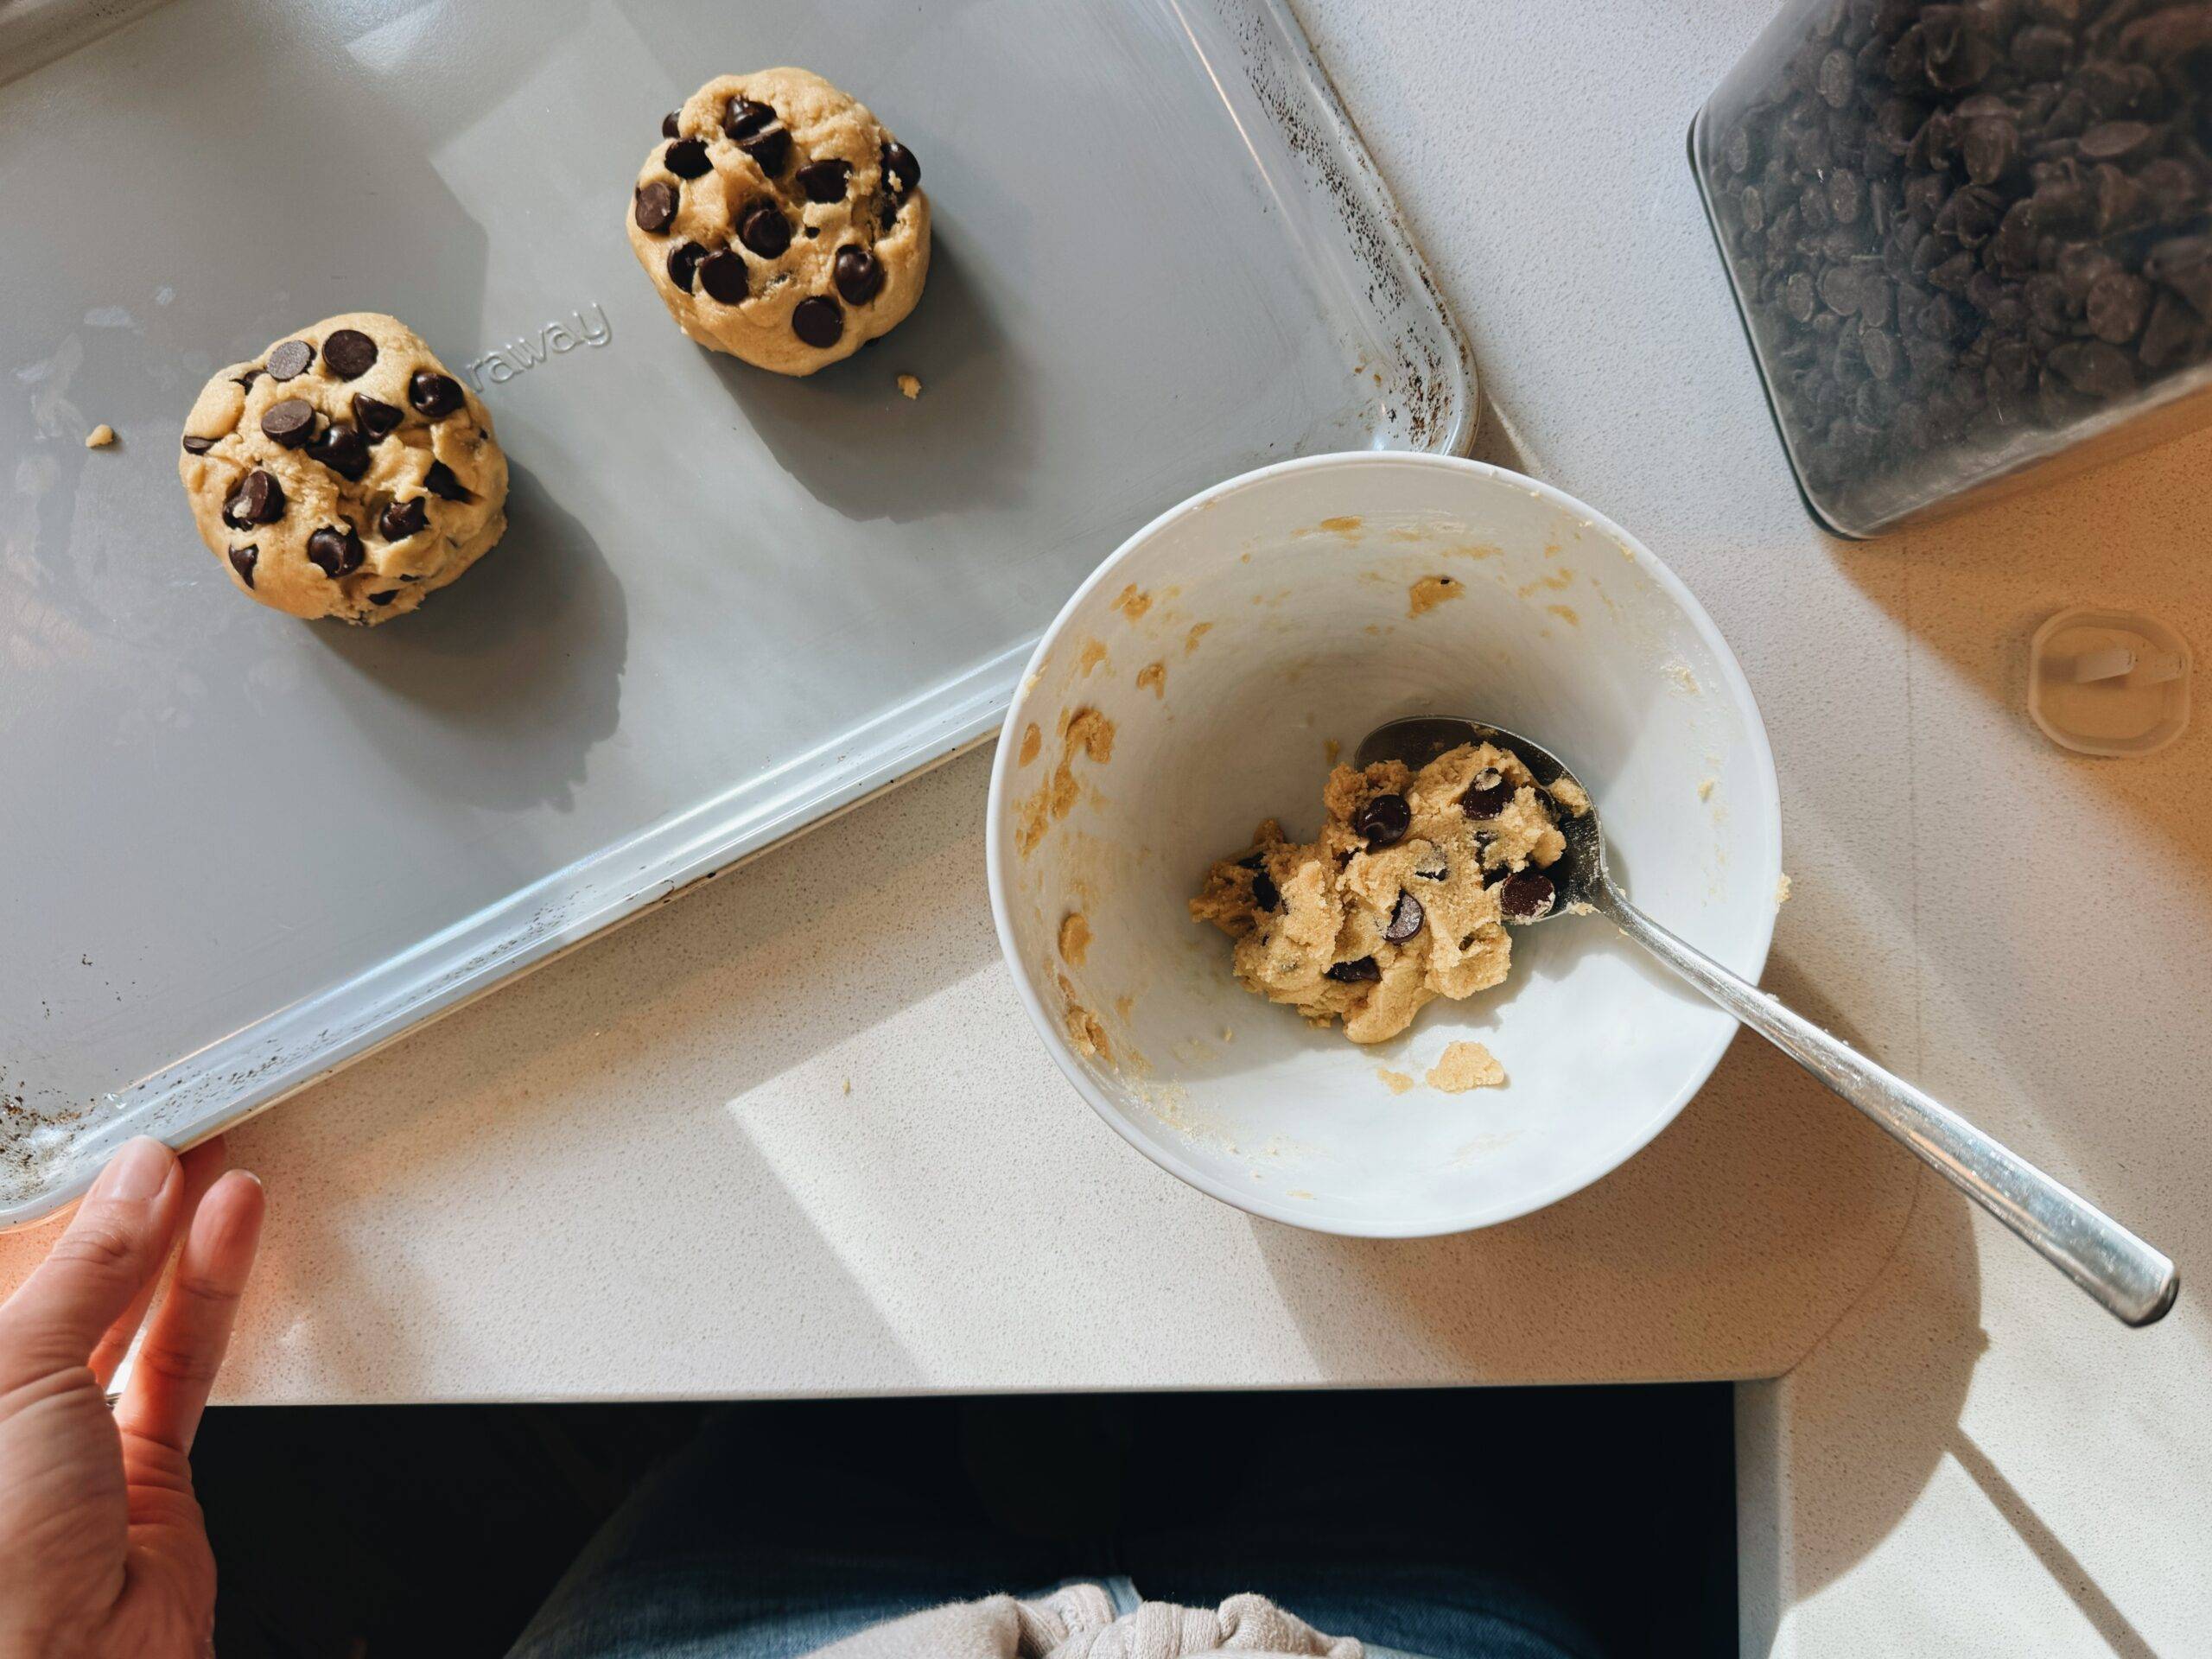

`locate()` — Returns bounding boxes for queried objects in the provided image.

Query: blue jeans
[506,1402,1599,1659]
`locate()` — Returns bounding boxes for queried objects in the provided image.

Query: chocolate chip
[833,245,884,305]
[2088,271,2152,342]
[1323,956,1382,984]
[222,469,285,528]
[797,159,851,202]
[1382,891,1426,943]
[739,203,791,258]
[791,295,843,348]
[667,240,707,292]
[2048,338,2137,397]
[662,110,680,139]
[2146,234,2212,319]
[1251,870,1281,912]
[1351,791,1411,849]
[352,394,404,439]
[741,126,791,175]
[2078,121,2153,162]
[378,497,429,540]
[233,368,263,391]
[2140,293,2199,369]
[634,180,678,234]
[1816,48,1853,109]
[370,590,397,606]
[423,460,474,503]
[266,340,315,381]
[1499,870,1556,923]
[1460,767,1512,818]
[181,435,216,454]
[306,524,364,578]
[322,328,378,380]
[308,423,370,481]
[722,98,774,140]
[1480,858,1510,889]
[1786,270,1817,323]
[1963,118,2020,185]
[228,545,257,588]
[260,397,315,448]
[698,248,749,304]
[664,137,711,179]
[408,371,464,418]
[881,141,919,198]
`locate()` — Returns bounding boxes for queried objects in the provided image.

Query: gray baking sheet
[0,0,1473,1224]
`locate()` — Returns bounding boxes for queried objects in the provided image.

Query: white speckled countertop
[4,3,2208,1653]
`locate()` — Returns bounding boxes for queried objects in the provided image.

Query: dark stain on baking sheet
[1230,3,1474,454]
[0,898,571,1212]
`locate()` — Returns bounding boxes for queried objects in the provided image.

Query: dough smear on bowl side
[1190,743,1585,1045]
[628,67,930,376]
[177,312,507,624]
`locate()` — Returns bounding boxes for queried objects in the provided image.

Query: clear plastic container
[1692,0,2212,537]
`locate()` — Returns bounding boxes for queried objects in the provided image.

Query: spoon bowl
[1355,715,1605,919]
[1356,711,2178,1327]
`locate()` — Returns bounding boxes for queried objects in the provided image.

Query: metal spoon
[1357,715,2179,1328]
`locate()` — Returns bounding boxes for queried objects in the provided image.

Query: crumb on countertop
[1776,873,1792,906]
[1698,778,1716,802]
[1376,1067,1416,1095]
[84,423,116,448]
[897,373,921,398]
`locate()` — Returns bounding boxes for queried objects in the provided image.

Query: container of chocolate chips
[1692,0,2212,536]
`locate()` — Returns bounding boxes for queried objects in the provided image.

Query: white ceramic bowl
[985,453,1781,1236]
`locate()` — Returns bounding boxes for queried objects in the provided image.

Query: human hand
[0,1138,266,1659]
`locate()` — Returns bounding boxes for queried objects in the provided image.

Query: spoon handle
[1602,887,2178,1327]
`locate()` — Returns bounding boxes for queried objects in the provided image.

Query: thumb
[0,1139,186,1373]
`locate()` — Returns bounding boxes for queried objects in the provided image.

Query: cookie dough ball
[178,314,507,624]
[1190,743,1583,1045]
[628,67,930,376]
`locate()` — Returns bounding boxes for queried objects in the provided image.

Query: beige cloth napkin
[802,1584,1362,1659]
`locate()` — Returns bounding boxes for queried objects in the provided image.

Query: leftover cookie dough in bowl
[986,452,1782,1236]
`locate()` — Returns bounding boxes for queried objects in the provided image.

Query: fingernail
[93,1137,172,1202]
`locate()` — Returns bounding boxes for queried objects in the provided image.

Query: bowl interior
[988,454,1780,1235]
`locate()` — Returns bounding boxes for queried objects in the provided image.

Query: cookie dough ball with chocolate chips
[628,67,930,376]
[177,313,507,624]
[1190,742,1582,1046]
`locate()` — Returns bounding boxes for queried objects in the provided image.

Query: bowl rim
[984,450,1783,1237]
